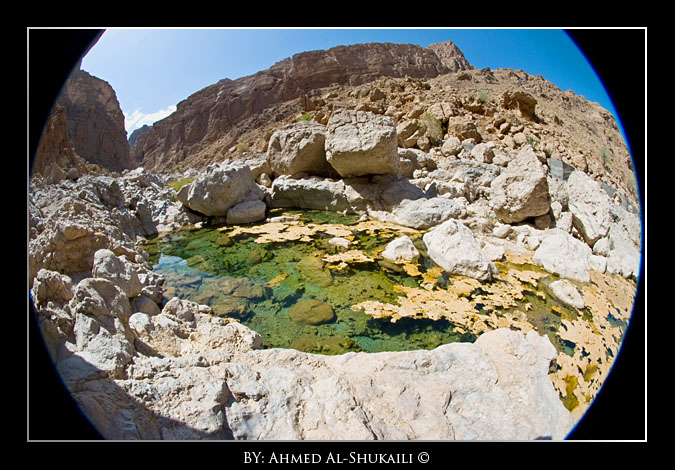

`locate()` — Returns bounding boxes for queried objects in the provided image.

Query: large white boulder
[325,109,399,177]
[566,170,611,246]
[223,328,574,440]
[381,235,420,263]
[266,121,335,177]
[393,197,462,230]
[423,219,496,281]
[185,162,264,217]
[532,230,592,282]
[226,199,267,225]
[490,145,550,223]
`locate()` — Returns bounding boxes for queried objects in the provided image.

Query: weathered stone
[423,219,496,281]
[549,280,585,309]
[130,295,161,316]
[490,145,551,223]
[223,328,573,440]
[396,120,419,147]
[226,199,267,225]
[441,136,462,156]
[268,176,357,213]
[68,278,135,378]
[426,102,454,123]
[471,142,495,164]
[493,224,512,239]
[92,249,143,298]
[32,269,74,305]
[502,91,538,121]
[481,242,506,262]
[267,121,335,177]
[325,109,399,177]
[393,197,462,230]
[186,162,264,217]
[447,120,482,143]
[532,230,592,282]
[381,235,420,263]
[566,170,611,246]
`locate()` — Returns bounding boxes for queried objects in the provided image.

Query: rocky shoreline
[29,40,641,440]
[29,106,639,439]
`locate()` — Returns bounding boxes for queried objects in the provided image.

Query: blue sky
[80,28,624,137]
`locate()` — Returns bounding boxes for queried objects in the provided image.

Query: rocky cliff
[52,69,132,172]
[131,41,473,171]
[128,124,151,149]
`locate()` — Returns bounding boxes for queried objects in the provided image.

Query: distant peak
[427,41,475,71]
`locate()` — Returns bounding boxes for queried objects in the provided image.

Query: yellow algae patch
[547,269,637,420]
[503,250,535,266]
[265,272,288,287]
[323,250,375,270]
[352,283,533,335]
[420,266,445,290]
[403,263,423,277]
[226,218,420,246]
[582,270,636,321]
[356,220,420,237]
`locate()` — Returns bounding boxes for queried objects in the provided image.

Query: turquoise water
[143,211,476,355]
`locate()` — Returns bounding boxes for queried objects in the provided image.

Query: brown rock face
[57,69,132,172]
[427,41,474,72]
[132,41,474,172]
[33,104,83,177]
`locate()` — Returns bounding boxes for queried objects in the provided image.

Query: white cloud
[124,105,177,134]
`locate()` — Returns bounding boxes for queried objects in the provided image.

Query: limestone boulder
[223,328,574,440]
[226,199,267,225]
[532,230,592,282]
[566,170,611,246]
[32,268,74,306]
[266,121,336,177]
[548,280,585,309]
[381,235,420,263]
[325,109,399,177]
[92,249,143,298]
[423,219,496,281]
[490,145,550,223]
[393,197,462,230]
[501,90,538,121]
[471,142,496,164]
[64,278,136,379]
[185,162,264,217]
[605,222,642,279]
[268,175,359,213]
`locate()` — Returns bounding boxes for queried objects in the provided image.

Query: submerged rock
[288,298,335,325]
